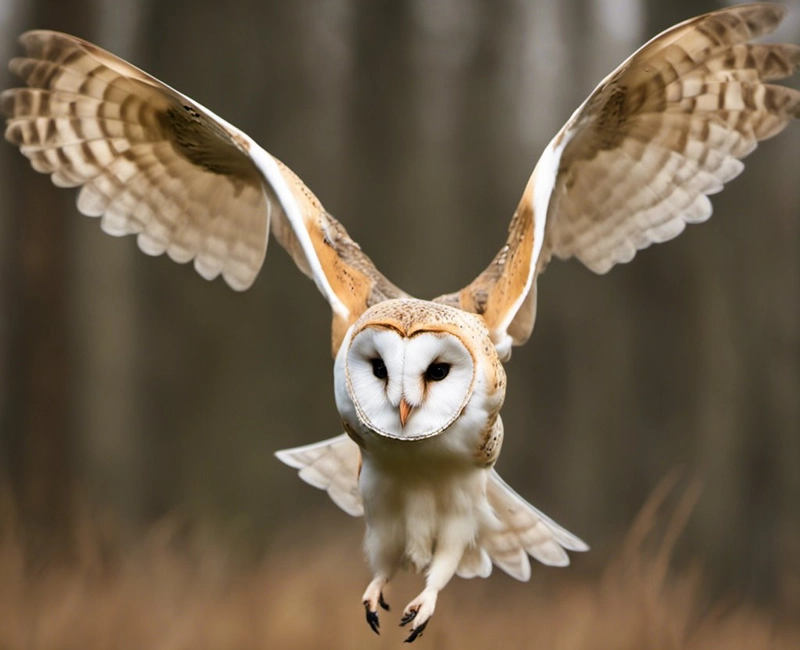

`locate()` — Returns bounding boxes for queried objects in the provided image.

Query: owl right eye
[371,358,388,380]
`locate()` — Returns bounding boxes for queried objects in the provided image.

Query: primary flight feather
[3,3,798,642]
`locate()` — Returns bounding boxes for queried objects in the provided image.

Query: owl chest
[358,450,490,572]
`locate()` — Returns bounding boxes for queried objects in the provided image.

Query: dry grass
[0,477,797,650]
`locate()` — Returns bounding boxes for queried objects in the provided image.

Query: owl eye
[425,362,451,382]
[371,358,388,380]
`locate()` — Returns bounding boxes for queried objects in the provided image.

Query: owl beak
[399,399,413,427]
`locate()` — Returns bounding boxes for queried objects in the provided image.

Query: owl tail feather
[274,435,589,581]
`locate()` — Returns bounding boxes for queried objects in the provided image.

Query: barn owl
[3,3,799,642]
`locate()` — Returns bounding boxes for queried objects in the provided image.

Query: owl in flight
[3,3,798,642]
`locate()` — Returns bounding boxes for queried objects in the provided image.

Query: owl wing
[2,31,407,354]
[274,433,364,517]
[435,3,799,358]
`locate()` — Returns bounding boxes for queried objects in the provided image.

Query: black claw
[399,609,417,627]
[379,593,391,611]
[364,603,380,635]
[404,620,429,643]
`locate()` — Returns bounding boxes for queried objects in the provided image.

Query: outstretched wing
[2,30,407,353]
[436,3,799,358]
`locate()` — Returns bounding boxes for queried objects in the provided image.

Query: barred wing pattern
[2,31,406,353]
[438,3,799,355]
[543,3,800,273]
[3,31,268,290]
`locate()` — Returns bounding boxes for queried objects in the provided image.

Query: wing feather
[481,469,588,580]
[436,3,799,355]
[544,4,799,275]
[3,30,406,353]
[274,434,364,517]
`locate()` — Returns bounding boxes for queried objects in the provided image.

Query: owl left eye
[371,358,388,380]
[425,362,451,382]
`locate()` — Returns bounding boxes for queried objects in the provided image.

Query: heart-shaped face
[345,325,476,441]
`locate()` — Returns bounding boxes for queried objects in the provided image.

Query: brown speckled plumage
[476,417,504,467]
[436,3,799,350]
[4,5,798,643]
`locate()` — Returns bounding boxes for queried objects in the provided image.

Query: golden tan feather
[543,3,800,274]
[2,30,405,351]
[438,3,800,350]
[3,7,798,643]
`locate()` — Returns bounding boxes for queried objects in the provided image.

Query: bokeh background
[0,0,798,645]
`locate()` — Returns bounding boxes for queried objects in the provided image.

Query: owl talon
[400,588,437,640]
[404,620,428,643]
[362,577,390,635]
[399,608,417,626]
[364,603,381,634]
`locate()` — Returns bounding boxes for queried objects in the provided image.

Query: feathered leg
[399,523,467,643]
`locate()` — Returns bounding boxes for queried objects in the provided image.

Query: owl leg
[362,514,404,634]
[362,575,391,634]
[400,535,463,643]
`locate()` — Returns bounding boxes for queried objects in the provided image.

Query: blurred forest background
[0,0,799,644]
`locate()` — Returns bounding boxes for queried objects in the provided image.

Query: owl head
[340,299,502,441]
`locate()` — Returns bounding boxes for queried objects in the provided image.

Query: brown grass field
[0,477,797,650]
